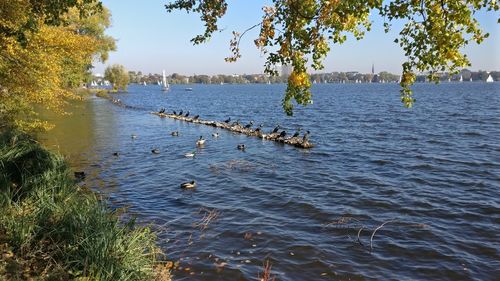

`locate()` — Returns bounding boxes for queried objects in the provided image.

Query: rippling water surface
[41,83,500,280]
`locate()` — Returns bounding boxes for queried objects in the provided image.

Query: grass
[0,130,170,280]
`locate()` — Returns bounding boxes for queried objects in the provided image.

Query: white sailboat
[143,81,147,86]
[162,70,170,91]
[486,74,494,83]
[459,75,463,82]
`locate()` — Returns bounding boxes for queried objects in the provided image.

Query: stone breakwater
[151,112,314,149]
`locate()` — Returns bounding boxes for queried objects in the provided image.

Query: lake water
[41,83,500,280]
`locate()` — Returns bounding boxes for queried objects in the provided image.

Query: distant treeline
[97,69,498,85]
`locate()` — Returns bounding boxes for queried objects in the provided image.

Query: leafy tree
[105,64,130,92]
[166,0,498,115]
[0,0,114,132]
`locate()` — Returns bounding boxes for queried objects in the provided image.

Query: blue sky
[94,0,499,75]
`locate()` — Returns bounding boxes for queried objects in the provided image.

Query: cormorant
[244,121,254,129]
[302,131,310,143]
[272,125,280,133]
[279,130,287,138]
[193,115,199,120]
[293,128,301,138]
[185,111,190,117]
[224,117,231,123]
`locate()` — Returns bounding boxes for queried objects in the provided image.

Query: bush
[0,130,169,280]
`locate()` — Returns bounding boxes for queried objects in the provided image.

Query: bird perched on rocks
[293,128,301,138]
[302,131,310,143]
[244,121,253,129]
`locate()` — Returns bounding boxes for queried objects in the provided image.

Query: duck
[193,115,200,120]
[224,117,231,123]
[74,171,86,180]
[272,125,280,133]
[292,128,301,138]
[279,130,287,138]
[237,144,246,150]
[212,132,220,138]
[171,131,179,136]
[151,148,160,154]
[185,111,190,117]
[196,136,206,146]
[302,130,310,143]
[184,151,196,157]
[180,180,197,189]
[113,152,119,156]
[244,121,254,129]
[131,134,137,139]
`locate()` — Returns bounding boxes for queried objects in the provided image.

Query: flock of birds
[107,108,313,190]
[157,107,311,145]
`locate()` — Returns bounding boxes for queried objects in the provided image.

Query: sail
[162,70,169,91]
[486,74,494,83]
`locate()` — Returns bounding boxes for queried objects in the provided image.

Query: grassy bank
[0,130,170,280]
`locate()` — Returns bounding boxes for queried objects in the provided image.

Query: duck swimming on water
[212,132,220,138]
[152,148,160,154]
[180,180,196,189]
[237,144,246,150]
[171,131,179,136]
[184,151,196,157]
[131,134,137,139]
[196,136,206,146]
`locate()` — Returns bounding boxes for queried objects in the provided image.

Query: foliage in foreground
[166,0,499,115]
[0,0,115,133]
[0,130,168,280]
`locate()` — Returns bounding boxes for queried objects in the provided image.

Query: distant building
[371,63,380,83]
